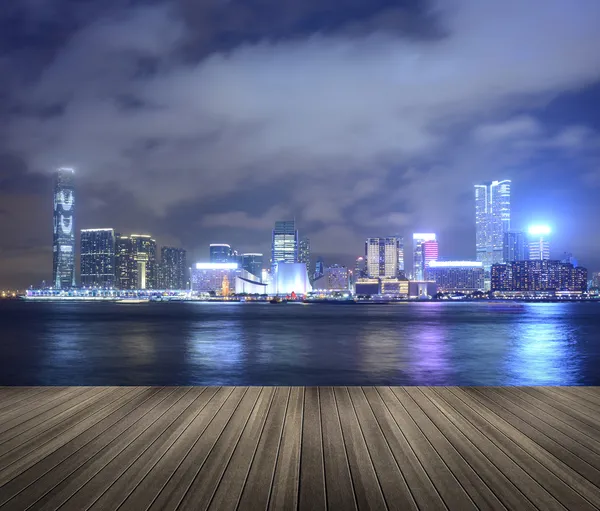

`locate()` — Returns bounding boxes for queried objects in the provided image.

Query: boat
[116,298,150,304]
[269,297,287,304]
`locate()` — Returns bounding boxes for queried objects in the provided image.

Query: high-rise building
[160,247,187,289]
[80,229,115,288]
[241,253,263,279]
[325,265,350,290]
[272,220,298,271]
[503,231,527,262]
[412,233,436,280]
[115,234,157,289]
[528,225,551,261]
[427,261,485,293]
[422,240,439,273]
[491,260,586,293]
[52,167,76,289]
[299,237,310,275]
[210,244,232,263]
[397,237,405,273]
[354,256,367,280]
[366,237,401,278]
[475,180,511,270]
[314,258,325,280]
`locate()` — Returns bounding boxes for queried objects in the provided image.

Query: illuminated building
[397,237,405,272]
[354,257,367,279]
[241,253,263,280]
[528,225,551,260]
[475,180,511,270]
[427,261,484,293]
[355,279,380,295]
[503,231,527,262]
[269,262,311,295]
[272,220,298,272]
[366,237,401,278]
[52,167,76,289]
[422,240,439,274]
[160,247,187,289]
[412,233,436,280]
[210,244,232,263]
[191,262,266,295]
[80,229,115,288]
[325,265,350,290]
[299,237,310,275]
[314,258,325,280]
[116,234,157,289]
[491,260,587,294]
[380,279,408,296]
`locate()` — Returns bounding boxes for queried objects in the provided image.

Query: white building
[475,180,511,271]
[366,237,401,278]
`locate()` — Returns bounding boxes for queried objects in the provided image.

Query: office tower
[80,229,115,288]
[427,261,485,293]
[475,180,511,270]
[271,220,298,271]
[354,256,367,280]
[314,258,325,280]
[241,253,263,279]
[503,231,527,262]
[366,237,400,278]
[52,167,76,289]
[210,244,232,263]
[491,260,587,293]
[397,237,405,273]
[161,247,187,289]
[412,233,436,281]
[528,225,551,261]
[325,265,350,290]
[422,240,439,275]
[299,237,311,274]
[115,234,157,289]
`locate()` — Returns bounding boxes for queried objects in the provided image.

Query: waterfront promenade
[0,386,599,510]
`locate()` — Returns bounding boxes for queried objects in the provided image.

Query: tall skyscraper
[475,180,511,270]
[299,237,311,275]
[503,231,527,262]
[354,256,367,280]
[314,258,325,280]
[52,167,76,289]
[271,220,298,271]
[422,240,439,275]
[115,234,157,289]
[210,244,232,263]
[80,229,115,288]
[160,247,187,289]
[412,233,436,280]
[366,237,400,278]
[528,225,551,261]
[397,237,405,273]
[241,253,263,279]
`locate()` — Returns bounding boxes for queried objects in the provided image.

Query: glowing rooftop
[528,225,551,236]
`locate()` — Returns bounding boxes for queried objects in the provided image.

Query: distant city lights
[429,261,483,268]
[195,262,238,270]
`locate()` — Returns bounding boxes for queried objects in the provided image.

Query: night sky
[1,0,600,288]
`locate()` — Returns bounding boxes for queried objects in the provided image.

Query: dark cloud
[1,0,600,287]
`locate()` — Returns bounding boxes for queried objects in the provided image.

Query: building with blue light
[210,244,232,263]
[412,233,436,280]
[272,220,298,272]
[80,228,115,288]
[52,167,76,289]
[426,261,485,293]
[528,225,551,260]
[503,231,528,262]
[475,180,511,270]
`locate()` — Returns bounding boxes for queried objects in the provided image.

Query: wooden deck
[0,387,599,510]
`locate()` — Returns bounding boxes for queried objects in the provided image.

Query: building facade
[427,261,485,293]
[209,244,232,263]
[52,167,76,289]
[299,237,310,275]
[325,265,350,290]
[272,220,298,272]
[503,231,527,262]
[491,260,587,294]
[528,226,551,261]
[412,233,436,281]
[366,237,401,278]
[191,263,266,295]
[241,253,263,280]
[475,180,511,271]
[80,229,115,288]
[116,234,157,289]
[160,247,187,289]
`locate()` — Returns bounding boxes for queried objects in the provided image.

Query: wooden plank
[145,387,247,511]
[361,387,447,511]
[334,387,388,510]
[267,386,304,511]
[298,386,326,511]
[444,387,600,509]
[346,387,417,511]
[237,387,290,511]
[0,388,74,425]
[85,387,218,511]
[27,387,188,511]
[0,388,54,414]
[0,387,154,506]
[555,387,600,410]
[408,387,562,511]
[53,388,206,511]
[0,388,175,511]
[319,386,357,510]
[0,387,140,489]
[207,387,275,510]
[384,387,497,511]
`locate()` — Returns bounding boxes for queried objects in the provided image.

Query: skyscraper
[115,234,157,289]
[52,167,76,289]
[366,237,400,278]
[412,233,436,280]
[299,237,311,275]
[528,225,551,261]
[80,229,115,288]
[397,237,405,273]
[475,180,511,270]
[503,231,527,262]
[422,240,439,276]
[241,253,263,279]
[160,247,187,289]
[271,220,298,271]
[210,244,232,263]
